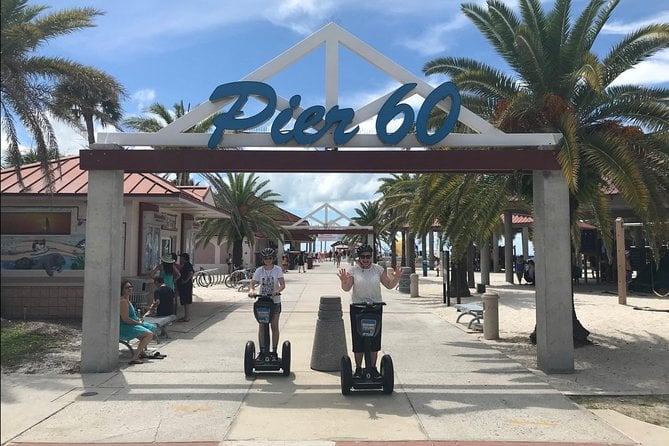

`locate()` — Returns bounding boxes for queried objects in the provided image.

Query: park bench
[119,314,177,357]
[455,302,484,329]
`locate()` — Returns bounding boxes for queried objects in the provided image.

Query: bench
[119,314,177,357]
[455,302,484,329]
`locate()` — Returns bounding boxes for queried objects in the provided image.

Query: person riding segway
[336,244,402,394]
[244,248,290,376]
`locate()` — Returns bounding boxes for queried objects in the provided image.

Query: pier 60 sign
[207,81,461,148]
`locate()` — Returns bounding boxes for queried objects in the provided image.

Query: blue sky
[3,0,668,235]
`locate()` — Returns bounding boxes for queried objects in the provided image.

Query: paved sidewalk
[1,261,665,445]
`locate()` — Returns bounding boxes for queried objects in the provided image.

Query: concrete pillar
[428,231,434,267]
[397,267,411,293]
[81,164,124,372]
[504,210,514,283]
[410,273,419,297]
[482,292,499,340]
[480,238,490,285]
[533,169,574,373]
[522,227,530,258]
[310,296,348,371]
[492,230,500,272]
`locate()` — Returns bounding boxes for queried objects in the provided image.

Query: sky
[2,0,668,250]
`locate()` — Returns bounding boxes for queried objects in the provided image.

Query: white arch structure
[80,24,573,374]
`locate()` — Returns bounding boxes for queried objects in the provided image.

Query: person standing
[248,248,286,360]
[297,251,306,273]
[337,244,401,379]
[151,254,180,292]
[226,253,233,274]
[177,253,195,322]
[515,255,525,284]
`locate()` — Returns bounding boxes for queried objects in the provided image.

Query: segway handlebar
[351,301,385,309]
[249,292,281,299]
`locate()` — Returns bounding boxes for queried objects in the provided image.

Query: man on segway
[248,248,286,360]
[337,244,401,379]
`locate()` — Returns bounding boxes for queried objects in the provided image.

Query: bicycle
[225,265,255,288]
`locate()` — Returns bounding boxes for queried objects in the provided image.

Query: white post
[615,218,627,305]
[533,169,574,373]
[504,210,514,283]
[81,145,125,372]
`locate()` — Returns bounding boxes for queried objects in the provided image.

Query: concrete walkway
[1,261,663,445]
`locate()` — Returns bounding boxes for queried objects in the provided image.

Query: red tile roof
[1,156,227,218]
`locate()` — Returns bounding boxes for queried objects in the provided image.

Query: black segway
[340,302,394,394]
[244,293,291,377]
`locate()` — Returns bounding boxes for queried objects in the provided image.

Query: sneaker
[270,352,278,360]
[256,352,265,361]
[370,367,381,379]
[353,367,363,379]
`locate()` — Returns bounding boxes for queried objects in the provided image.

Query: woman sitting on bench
[120,280,157,364]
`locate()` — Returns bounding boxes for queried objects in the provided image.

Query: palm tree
[1,0,104,173]
[377,174,421,273]
[343,200,384,258]
[123,101,216,185]
[422,0,669,344]
[51,65,126,144]
[196,173,285,267]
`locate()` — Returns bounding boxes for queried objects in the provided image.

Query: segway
[244,293,291,377]
[340,302,393,394]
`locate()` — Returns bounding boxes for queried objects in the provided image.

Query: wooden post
[615,217,626,305]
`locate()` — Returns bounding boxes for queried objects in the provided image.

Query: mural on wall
[0,208,87,276]
[1,235,86,276]
[144,225,161,273]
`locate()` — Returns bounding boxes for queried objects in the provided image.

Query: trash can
[307,256,314,269]
[422,260,428,277]
[476,283,486,294]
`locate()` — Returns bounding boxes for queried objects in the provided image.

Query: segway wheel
[281,340,291,376]
[244,341,255,377]
[340,355,352,395]
[380,354,394,394]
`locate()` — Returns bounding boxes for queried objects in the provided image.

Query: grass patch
[1,322,65,367]
[569,395,669,428]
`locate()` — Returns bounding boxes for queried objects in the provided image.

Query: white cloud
[610,49,669,86]
[401,15,471,56]
[603,11,669,34]
[130,89,157,113]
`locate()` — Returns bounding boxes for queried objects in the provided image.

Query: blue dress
[119,301,157,341]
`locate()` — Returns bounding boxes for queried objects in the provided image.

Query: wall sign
[207,81,461,148]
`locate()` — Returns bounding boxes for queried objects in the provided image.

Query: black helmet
[356,244,373,257]
[261,248,275,258]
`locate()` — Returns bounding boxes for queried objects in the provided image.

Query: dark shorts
[179,283,193,305]
[349,304,382,353]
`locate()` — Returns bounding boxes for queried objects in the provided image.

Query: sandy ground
[418,272,669,397]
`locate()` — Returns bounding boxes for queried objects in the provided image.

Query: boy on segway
[337,244,401,379]
[248,248,286,360]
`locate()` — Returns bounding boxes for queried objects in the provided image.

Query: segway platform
[244,295,291,377]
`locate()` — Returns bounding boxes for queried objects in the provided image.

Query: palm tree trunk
[84,113,95,144]
[450,255,471,297]
[232,239,244,268]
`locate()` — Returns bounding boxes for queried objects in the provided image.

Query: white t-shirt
[349,263,384,303]
[252,265,284,303]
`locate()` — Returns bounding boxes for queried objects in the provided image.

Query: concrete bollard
[410,273,419,297]
[397,267,412,293]
[482,292,499,340]
[310,296,348,371]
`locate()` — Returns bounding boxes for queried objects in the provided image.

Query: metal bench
[119,314,176,357]
[455,302,483,329]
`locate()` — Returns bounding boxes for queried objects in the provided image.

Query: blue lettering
[271,95,302,144]
[207,81,277,148]
[415,81,461,146]
[376,83,416,146]
[205,80,461,148]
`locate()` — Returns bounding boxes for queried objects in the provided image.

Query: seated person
[119,280,157,364]
[151,276,175,317]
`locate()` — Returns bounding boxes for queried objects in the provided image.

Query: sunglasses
[124,285,133,289]
[263,256,273,260]
[359,255,372,259]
